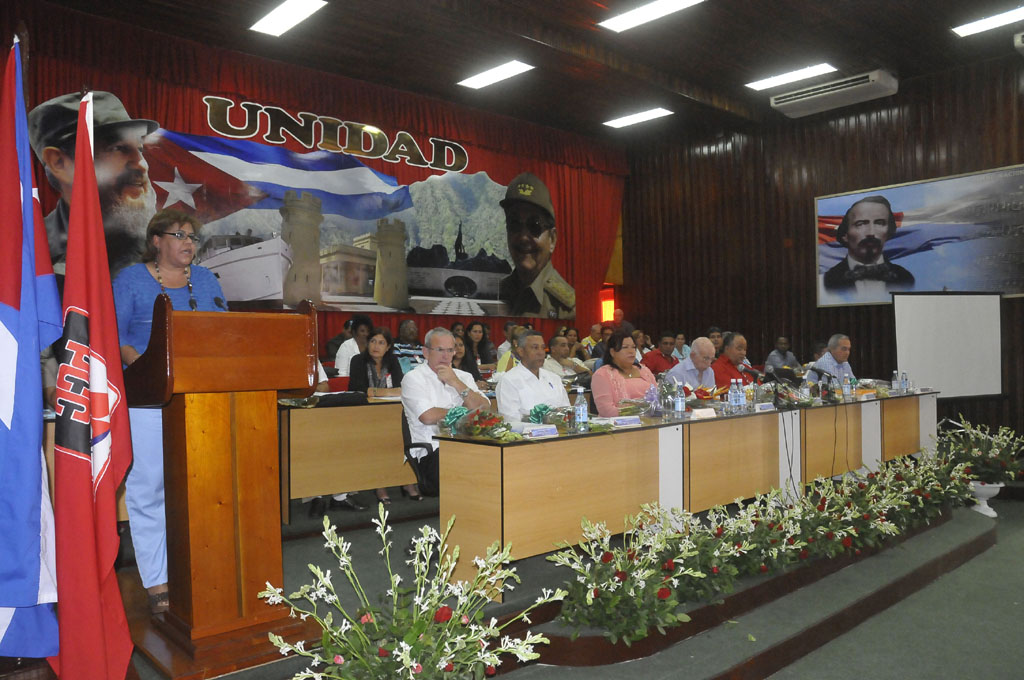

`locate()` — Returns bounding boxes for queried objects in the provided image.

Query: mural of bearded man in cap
[29,91,160,278]
[498,172,575,319]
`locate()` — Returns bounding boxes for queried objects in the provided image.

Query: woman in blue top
[113,209,225,614]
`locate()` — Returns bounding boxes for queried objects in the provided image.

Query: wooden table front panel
[801,403,863,482]
[284,402,415,499]
[881,396,921,461]
[441,429,660,584]
[684,415,779,513]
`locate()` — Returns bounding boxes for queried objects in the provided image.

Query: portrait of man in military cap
[29,91,160,277]
[498,171,575,319]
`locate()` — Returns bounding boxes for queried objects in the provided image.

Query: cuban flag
[144,128,412,223]
[0,37,62,657]
[48,93,133,679]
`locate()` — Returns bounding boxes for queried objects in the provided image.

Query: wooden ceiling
[43,0,1024,138]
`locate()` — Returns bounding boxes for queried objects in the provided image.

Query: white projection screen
[893,293,1001,399]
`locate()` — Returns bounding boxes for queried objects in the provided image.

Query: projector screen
[893,293,1001,399]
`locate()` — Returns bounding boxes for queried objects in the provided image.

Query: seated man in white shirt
[401,327,490,496]
[496,330,570,423]
[543,334,591,378]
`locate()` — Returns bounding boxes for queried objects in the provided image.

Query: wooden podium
[122,295,319,679]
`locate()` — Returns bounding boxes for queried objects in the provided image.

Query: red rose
[657,587,671,600]
[711,566,720,574]
[770,538,778,544]
[963,466,972,475]
[759,564,768,573]
[924,492,931,499]
[895,473,904,481]
[662,559,675,571]
[601,551,614,563]
[807,537,815,543]
[627,549,637,561]
[787,537,795,545]
[862,513,870,520]
[867,473,875,479]
[842,536,853,548]
[855,548,862,556]
[486,665,497,676]
[735,542,743,549]
[778,524,785,532]
[714,526,724,537]
[817,503,826,512]
[592,587,599,598]
[444,662,454,672]
[799,549,809,560]
[434,605,453,623]
[858,482,866,489]
[846,502,852,508]
[378,647,390,658]
[614,570,627,582]
[825,531,835,540]
[766,522,775,529]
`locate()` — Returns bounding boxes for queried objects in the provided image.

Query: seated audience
[348,328,403,505]
[544,334,591,378]
[451,334,488,389]
[712,332,756,388]
[672,332,690,361]
[334,314,373,377]
[805,334,855,383]
[564,326,590,361]
[450,321,465,338]
[591,330,657,417]
[581,323,602,353]
[589,324,614,361]
[665,336,716,388]
[401,328,489,498]
[496,320,516,356]
[764,336,799,374]
[465,320,497,370]
[641,330,680,375]
[496,330,570,423]
[495,325,525,372]
[393,319,425,374]
[707,326,724,356]
[611,308,635,335]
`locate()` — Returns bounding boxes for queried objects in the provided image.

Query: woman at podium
[112,209,226,614]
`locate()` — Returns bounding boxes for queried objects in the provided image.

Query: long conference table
[277,391,937,585]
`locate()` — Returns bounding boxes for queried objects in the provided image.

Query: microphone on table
[214,296,228,311]
[739,365,764,381]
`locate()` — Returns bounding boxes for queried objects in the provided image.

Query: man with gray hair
[401,327,490,454]
[805,334,854,383]
[496,330,570,423]
[665,336,716,389]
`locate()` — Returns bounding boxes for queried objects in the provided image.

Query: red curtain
[3,1,626,336]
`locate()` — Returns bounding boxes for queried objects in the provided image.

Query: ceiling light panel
[745,63,838,91]
[457,60,534,89]
[604,108,673,128]
[952,6,1024,37]
[251,0,328,37]
[598,0,705,33]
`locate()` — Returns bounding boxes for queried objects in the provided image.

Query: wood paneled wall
[621,55,1024,434]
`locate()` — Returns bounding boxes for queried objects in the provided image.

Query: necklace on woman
[154,262,198,310]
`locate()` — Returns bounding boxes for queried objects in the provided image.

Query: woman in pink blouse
[591,330,657,417]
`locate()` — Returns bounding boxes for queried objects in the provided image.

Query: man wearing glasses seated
[498,172,576,319]
[402,327,490,455]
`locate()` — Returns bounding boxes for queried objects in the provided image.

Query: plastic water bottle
[730,379,742,415]
[841,375,852,401]
[673,390,686,420]
[891,370,900,395]
[573,386,589,433]
[900,371,908,394]
[818,377,827,402]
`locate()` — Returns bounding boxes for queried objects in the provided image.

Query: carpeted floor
[129,497,1024,680]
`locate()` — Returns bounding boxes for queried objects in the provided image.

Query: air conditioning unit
[770,70,899,118]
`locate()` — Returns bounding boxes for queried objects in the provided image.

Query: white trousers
[125,407,166,589]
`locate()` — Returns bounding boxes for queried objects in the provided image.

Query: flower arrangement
[260,507,564,679]
[443,407,522,442]
[936,417,1024,485]
[549,451,972,645]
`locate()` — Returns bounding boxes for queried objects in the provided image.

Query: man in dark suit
[824,195,914,292]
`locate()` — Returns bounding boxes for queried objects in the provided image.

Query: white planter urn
[970,481,1004,518]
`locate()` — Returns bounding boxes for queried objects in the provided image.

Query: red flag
[48,93,133,679]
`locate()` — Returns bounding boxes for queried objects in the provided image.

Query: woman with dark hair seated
[348,327,405,504]
[590,330,657,417]
[564,326,590,361]
[451,334,489,390]
[465,320,497,370]
[450,321,465,338]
